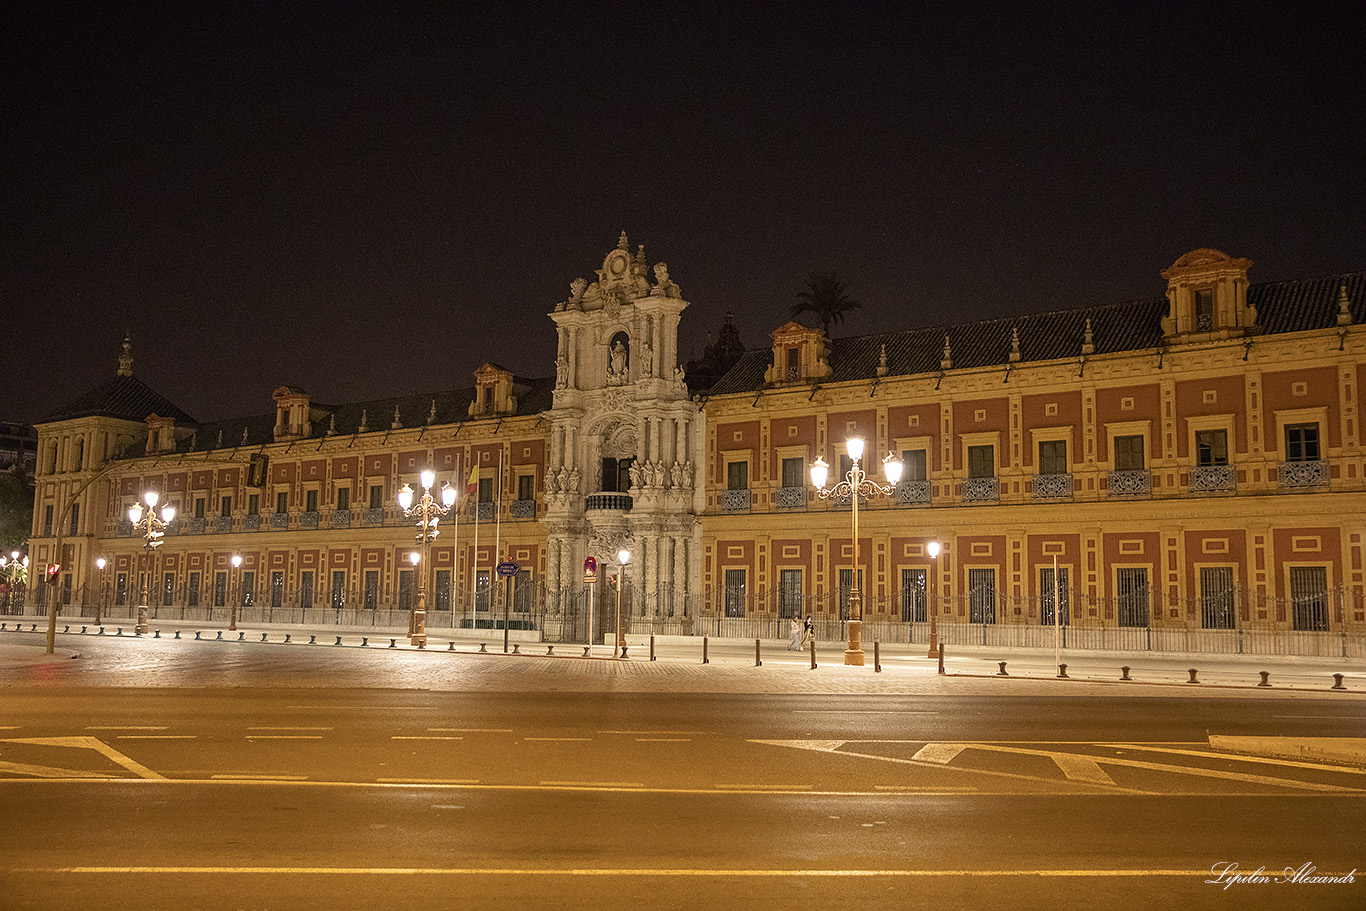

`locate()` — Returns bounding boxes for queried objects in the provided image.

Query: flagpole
[494,449,504,650]
[449,455,459,635]
[470,457,480,627]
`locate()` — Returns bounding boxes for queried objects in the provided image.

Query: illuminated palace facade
[26,238,1366,654]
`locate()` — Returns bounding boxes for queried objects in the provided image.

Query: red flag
[465,463,479,496]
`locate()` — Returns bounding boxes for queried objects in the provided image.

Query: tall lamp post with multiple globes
[811,437,902,666]
[615,548,631,656]
[128,491,175,635]
[398,470,457,649]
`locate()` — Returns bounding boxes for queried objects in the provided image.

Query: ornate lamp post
[94,557,107,625]
[230,554,243,631]
[615,547,631,656]
[811,437,902,666]
[926,541,941,658]
[398,470,457,649]
[128,491,175,635]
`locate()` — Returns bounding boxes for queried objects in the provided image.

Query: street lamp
[398,470,457,648]
[94,557,107,625]
[128,491,175,635]
[811,437,903,666]
[230,554,243,631]
[615,547,631,656]
[926,541,941,659]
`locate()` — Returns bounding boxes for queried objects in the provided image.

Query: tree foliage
[790,270,861,336]
[0,465,34,555]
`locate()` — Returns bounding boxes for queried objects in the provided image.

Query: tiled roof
[706,272,1364,396]
[40,375,198,425]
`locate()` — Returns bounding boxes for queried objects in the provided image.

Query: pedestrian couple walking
[787,615,814,650]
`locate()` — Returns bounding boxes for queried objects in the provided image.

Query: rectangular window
[115,572,128,605]
[277,492,289,514]
[300,571,315,610]
[214,572,227,607]
[475,570,490,612]
[1196,429,1229,466]
[241,571,255,606]
[398,569,414,613]
[723,568,747,617]
[271,571,284,608]
[1289,566,1329,631]
[247,494,259,515]
[369,485,383,509]
[69,503,80,536]
[364,571,379,610]
[968,567,996,624]
[194,498,206,519]
[1114,435,1145,471]
[434,569,452,612]
[517,474,535,501]
[1116,568,1149,628]
[478,477,494,503]
[778,568,803,619]
[900,450,928,482]
[1285,423,1320,462]
[162,572,174,607]
[336,488,350,511]
[1194,288,1214,330]
[305,490,319,512]
[1200,566,1235,629]
[967,445,994,479]
[220,496,232,517]
[187,571,201,607]
[43,504,53,536]
[781,457,804,488]
[330,570,346,610]
[1038,440,1067,476]
[901,567,927,622]
[727,461,749,491]
[1040,566,1070,626]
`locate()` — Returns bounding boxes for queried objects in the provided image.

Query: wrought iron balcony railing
[775,486,807,509]
[962,477,1000,503]
[721,489,752,512]
[1032,473,1073,499]
[1189,464,1236,492]
[1107,469,1151,497]
[895,480,931,505]
[1278,460,1329,488]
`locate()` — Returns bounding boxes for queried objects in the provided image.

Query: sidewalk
[2,614,1362,694]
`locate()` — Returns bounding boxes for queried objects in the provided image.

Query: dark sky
[4,1,1363,425]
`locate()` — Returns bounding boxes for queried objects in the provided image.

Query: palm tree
[790,270,861,336]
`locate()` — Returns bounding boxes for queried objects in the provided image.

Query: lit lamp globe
[397,484,414,511]
[846,436,865,462]
[809,457,829,489]
[420,469,436,491]
[441,484,457,507]
[409,551,420,566]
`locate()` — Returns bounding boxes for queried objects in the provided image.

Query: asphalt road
[1,632,1363,910]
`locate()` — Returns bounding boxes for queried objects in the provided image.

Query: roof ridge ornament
[359,409,369,434]
[1009,327,1021,363]
[1338,283,1353,326]
[392,405,402,430]
[941,335,952,371]
[877,343,888,377]
[1082,317,1095,355]
[117,332,134,377]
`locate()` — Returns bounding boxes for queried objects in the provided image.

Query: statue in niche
[640,339,653,376]
[628,462,643,489]
[607,340,628,385]
[555,356,568,388]
[567,467,580,493]
[544,470,559,494]
[670,461,683,488]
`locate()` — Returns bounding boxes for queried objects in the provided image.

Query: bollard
[283,634,291,643]
[997,661,1009,676]
[479,642,487,653]
[100,627,107,636]
[755,638,762,667]
[81,626,88,634]
[238,632,245,641]
[174,630,181,639]
[1332,674,1346,691]
[938,645,945,675]
[583,646,591,657]
[30,624,37,631]
[361,637,368,646]
[389,639,397,648]
[620,645,629,659]
[448,641,455,651]
[194,631,200,640]
[809,636,817,670]
[1187,668,1200,684]
[1258,671,1270,687]
[117,628,124,636]
[546,645,554,656]
[154,630,160,638]
[1057,662,1068,679]
[512,644,520,655]
[334,636,343,646]
[703,637,709,665]
[215,631,223,640]
[1120,666,1131,681]
[309,635,316,645]
[650,634,657,661]
[64,625,70,633]
[874,641,881,673]
[262,633,269,642]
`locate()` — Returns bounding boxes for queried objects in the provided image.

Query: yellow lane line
[392,736,464,741]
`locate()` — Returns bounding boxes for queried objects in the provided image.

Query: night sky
[4,2,1363,426]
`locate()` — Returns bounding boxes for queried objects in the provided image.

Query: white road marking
[1050,754,1116,786]
[541,780,644,788]
[85,726,167,731]
[245,735,323,740]
[247,726,333,731]
[1098,742,1366,774]
[912,743,967,764]
[598,730,705,735]
[0,759,118,779]
[377,778,480,784]
[392,736,464,741]
[115,735,196,740]
[795,711,939,715]
[635,738,691,742]
[524,737,590,742]
[428,728,512,733]
[211,774,308,781]
[0,736,166,781]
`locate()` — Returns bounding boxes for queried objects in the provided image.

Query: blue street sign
[496,561,519,577]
